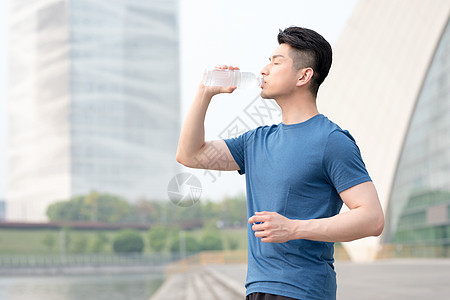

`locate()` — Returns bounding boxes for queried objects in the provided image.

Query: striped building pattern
[7,0,180,221]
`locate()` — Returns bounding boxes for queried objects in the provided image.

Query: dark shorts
[246,292,299,300]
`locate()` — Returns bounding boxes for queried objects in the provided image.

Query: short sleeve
[224,131,249,175]
[323,130,372,193]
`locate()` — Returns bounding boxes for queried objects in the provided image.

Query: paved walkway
[336,259,450,299]
[150,265,245,300]
[151,259,450,300]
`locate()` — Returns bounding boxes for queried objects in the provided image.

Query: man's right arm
[176,67,240,171]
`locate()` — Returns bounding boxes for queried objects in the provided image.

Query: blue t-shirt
[224,114,371,300]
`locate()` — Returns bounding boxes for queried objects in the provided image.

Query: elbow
[371,213,385,237]
[175,152,187,166]
[176,150,192,167]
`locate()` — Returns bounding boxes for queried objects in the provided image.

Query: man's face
[259,43,301,100]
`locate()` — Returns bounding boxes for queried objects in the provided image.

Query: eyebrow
[269,54,285,61]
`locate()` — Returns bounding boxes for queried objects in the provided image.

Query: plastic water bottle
[203,68,262,89]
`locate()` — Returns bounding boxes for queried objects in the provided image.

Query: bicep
[339,181,385,237]
[339,181,381,211]
[183,140,240,171]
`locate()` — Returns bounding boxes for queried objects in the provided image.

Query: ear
[296,68,314,87]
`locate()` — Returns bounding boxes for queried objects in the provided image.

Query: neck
[276,92,319,125]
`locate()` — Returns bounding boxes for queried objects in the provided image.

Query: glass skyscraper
[387,20,450,256]
[7,0,179,221]
[317,0,450,261]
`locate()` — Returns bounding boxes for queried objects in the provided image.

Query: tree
[95,193,132,223]
[47,196,90,222]
[113,230,144,253]
[46,191,132,223]
[134,197,159,223]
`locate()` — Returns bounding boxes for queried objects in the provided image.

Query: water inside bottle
[203,68,261,89]
[239,72,262,89]
[203,69,235,87]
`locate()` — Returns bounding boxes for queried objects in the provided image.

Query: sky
[0,0,359,200]
[178,0,359,200]
[0,0,8,200]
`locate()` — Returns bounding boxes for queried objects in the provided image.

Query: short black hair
[277,26,332,96]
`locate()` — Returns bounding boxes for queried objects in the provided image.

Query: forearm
[249,182,384,244]
[176,85,213,161]
[292,206,384,243]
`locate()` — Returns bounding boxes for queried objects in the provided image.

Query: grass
[0,227,248,255]
[0,229,117,255]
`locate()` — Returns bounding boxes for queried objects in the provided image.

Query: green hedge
[113,230,144,253]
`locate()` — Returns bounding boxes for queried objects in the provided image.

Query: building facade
[7,0,180,221]
[388,19,450,257]
[318,0,450,261]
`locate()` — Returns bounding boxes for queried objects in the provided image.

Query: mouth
[260,80,265,88]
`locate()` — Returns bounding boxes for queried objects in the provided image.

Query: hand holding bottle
[200,65,262,97]
[203,65,262,89]
[200,65,239,96]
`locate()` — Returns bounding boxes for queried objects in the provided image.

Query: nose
[260,63,270,76]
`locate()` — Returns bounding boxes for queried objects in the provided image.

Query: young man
[176,27,384,300]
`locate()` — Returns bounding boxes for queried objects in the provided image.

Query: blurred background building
[7,0,180,221]
[387,18,450,257]
[2,0,450,262]
[319,0,450,261]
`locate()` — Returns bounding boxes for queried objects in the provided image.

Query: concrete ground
[151,259,450,300]
[206,259,450,300]
[335,259,450,300]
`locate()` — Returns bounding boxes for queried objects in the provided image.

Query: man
[176,26,384,300]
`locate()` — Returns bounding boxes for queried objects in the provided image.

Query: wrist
[290,219,308,240]
[198,82,219,96]
[195,84,215,103]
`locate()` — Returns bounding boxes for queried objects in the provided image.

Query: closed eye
[269,54,285,63]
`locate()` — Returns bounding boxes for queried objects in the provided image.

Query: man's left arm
[249,181,384,243]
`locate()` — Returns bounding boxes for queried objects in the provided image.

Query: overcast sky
[179,0,359,200]
[0,0,8,200]
[0,0,359,200]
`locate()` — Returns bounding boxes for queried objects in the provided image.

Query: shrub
[42,232,56,252]
[71,235,89,253]
[170,232,200,253]
[89,232,109,253]
[113,230,144,253]
[148,226,168,253]
[227,236,240,250]
[201,231,223,251]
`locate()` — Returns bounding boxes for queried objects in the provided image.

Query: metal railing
[0,253,185,268]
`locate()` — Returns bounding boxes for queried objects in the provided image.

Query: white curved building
[7,0,180,221]
[318,0,450,261]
